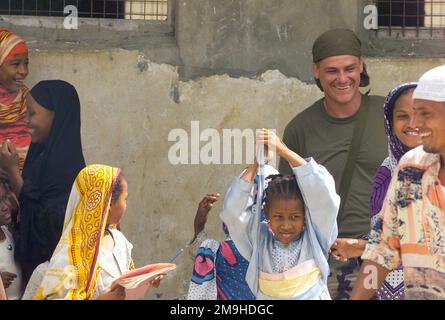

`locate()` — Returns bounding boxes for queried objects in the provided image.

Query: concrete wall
[1,0,444,299]
[175,0,360,81]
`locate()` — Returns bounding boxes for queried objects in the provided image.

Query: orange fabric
[400,244,430,255]
[0,29,27,66]
[407,204,416,243]
[4,41,27,64]
[435,180,445,212]
[388,236,400,250]
[0,29,30,172]
[428,184,440,208]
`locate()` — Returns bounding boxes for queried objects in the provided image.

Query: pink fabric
[219,241,237,266]
[194,255,214,276]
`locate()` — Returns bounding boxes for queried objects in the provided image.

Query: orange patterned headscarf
[0,28,30,171]
[0,28,28,66]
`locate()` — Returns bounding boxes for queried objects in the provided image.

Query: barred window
[376,0,445,34]
[0,0,169,21]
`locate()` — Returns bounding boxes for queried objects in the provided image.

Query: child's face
[0,196,13,226]
[265,198,305,246]
[0,53,29,92]
[107,177,128,225]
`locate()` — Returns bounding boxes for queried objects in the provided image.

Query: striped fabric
[0,28,30,171]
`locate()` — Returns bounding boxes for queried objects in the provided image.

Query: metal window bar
[376,0,445,36]
[0,0,168,21]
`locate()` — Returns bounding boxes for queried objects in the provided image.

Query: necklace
[0,229,13,250]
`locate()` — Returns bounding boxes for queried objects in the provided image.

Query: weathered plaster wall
[1,0,444,300]
[175,0,360,81]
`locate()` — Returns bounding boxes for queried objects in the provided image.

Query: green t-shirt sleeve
[279,120,300,175]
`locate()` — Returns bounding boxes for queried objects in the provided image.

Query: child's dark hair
[264,174,303,209]
[111,174,123,203]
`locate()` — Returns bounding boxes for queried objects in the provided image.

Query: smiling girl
[220,129,340,299]
[0,29,30,172]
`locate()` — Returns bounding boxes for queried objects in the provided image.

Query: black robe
[17,80,85,283]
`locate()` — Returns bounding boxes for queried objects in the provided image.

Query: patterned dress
[364,147,445,299]
[0,28,31,171]
[187,167,278,300]
[367,82,417,300]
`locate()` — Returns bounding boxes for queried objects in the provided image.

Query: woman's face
[107,177,128,225]
[392,91,420,150]
[25,94,55,143]
[0,53,29,92]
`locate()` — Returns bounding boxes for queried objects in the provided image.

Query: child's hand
[329,238,366,262]
[255,129,287,160]
[0,272,17,288]
[149,274,165,288]
[0,168,9,181]
[97,282,126,300]
[0,140,19,174]
[193,193,220,238]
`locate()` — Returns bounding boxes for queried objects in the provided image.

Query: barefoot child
[220,129,339,299]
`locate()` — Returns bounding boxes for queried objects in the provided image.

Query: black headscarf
[17,80,85,282]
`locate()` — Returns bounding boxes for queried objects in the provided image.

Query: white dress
[0,226,22,300]
[22,228,133,300]
[93,228,133,299]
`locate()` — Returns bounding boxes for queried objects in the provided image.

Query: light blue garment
[220,158,339,299]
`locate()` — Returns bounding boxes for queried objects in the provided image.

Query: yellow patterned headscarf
[34,164,121,300]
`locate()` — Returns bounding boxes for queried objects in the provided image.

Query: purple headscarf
[368,82,417,300]
[371,82,418,217]
[383,82,419,164]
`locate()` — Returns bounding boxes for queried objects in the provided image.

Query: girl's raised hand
[255,129,287,160]
[193,193,220,238]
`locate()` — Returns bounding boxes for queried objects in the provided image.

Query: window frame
[372,0,445,39]
[0,0,175,27]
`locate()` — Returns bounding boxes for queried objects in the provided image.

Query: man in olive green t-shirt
[279,29,387,299]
